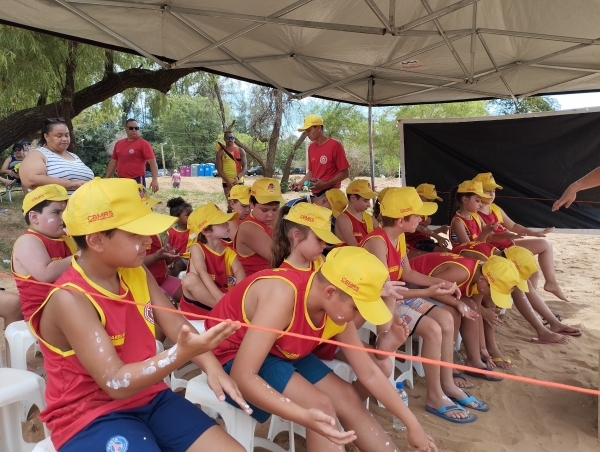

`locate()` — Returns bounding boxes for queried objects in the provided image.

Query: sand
[1,175,599,451]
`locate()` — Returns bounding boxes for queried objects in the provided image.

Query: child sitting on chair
[334,179,379,246]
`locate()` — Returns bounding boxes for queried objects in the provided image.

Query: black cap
[19,141,31,146]
[12,143,24,152]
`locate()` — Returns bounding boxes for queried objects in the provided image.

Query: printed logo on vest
[106,435,129,452]
[144,303,155,325]
[227,275,237,287]
[320,156,328,164]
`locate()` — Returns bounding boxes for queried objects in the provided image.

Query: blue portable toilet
[200,164,208,177]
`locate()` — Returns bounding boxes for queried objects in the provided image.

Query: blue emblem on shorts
[106,435,129,452]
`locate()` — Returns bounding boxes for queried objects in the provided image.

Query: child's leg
[413,315,469,419]
[480,297,515,369]
[186,427,245,452]
[512,287,568,344]
[181,273,219,308]
[459,298,488,370]
[0,291,23,327]
[514,238,568,301]
[522,281,579,337]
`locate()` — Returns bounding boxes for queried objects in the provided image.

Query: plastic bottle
[303,180,312,188]
[392,381,408,431]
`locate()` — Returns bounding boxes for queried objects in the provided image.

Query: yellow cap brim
[414,201,438,216]
[118,211,176,236]
[516,278,529,293]
[212,211,239,225]
[477,190,493,199]
[482,183,503,190]
[332,209,343,218]
[297,126,309,132]
[489,286,513,309]
[353,296,393,325]
[311,227,343,245]
[145,198,161,208]
[254,195,285,204]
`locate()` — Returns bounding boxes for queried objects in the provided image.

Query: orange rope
[436,191,600,204]
[1,272,598,397]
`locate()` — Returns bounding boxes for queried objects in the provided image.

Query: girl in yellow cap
[406,183,451,256]
[335,179,379,246]
[475,172,569,302]
[227,185,251,242]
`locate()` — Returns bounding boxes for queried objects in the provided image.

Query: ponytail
[373,198,381,221]
[270,205,311,268]
[447,186,459,226]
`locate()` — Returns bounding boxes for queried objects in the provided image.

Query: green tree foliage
[488,96,560,115]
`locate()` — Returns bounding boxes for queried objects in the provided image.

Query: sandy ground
[1,175,599,451]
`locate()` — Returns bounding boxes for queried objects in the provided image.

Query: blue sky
[551,93,600,111]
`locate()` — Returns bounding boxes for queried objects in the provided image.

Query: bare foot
[549,324,582,337]
[452,372,475,389]
[376,317,410,356]
[543,281,569,302]
[535,328,569,344]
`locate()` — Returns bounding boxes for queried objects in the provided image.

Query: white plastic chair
[185,373,287,452]
[32,438,55,452]
[170,320,205,392]
[0,368,49,452]
[4,320,37,371]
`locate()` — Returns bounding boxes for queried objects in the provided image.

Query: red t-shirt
[307,138,350,191]
[111,137,155,179]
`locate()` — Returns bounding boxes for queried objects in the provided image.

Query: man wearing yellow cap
[205,246,436,452]
[292,114,350,195]
[29,178,250,452]
[12,184,76,321]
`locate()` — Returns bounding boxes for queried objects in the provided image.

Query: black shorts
[222,182,245,188]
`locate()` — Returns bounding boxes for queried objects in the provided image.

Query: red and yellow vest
[279,256,324,272]
[30,259,166,449]
[409,252,480,297]
[478,203,513,250]
[167,226,192,259]
[360,228,406,281]
[12,230,76,321]
[233,214,273,276]
[339,210,374,244]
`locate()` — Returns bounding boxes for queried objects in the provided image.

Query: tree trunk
[264,90,283,177]
[61,40,78,153]
[281,132,306,184]
[0,66,197,152]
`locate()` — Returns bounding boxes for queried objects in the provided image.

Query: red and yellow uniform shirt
[11,230,76,321]
[30,259,166,450]
[360,228,406,281]
[167,226,192,259]
[205,268,346,365]
[409,252,481,297]
[339,210,374,244]
[478,203,513,250]
[233,214,273,276]
[279,255,324,272]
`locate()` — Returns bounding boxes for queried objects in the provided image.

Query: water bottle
[392,381,408,431]
[303,180,312,189]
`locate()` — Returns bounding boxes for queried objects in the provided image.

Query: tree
[488,96,560,115]
[0,25,197,153]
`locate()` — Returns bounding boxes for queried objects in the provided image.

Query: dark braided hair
[166,197,191,217]
[40,117,68,147]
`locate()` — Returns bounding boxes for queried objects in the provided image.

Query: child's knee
[311,391,337,417]
[417,317,442,344]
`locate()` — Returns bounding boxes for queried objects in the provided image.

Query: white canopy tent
[3,0,600,183]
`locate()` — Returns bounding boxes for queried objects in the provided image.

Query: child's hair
[72,229,116,250]
[24,200,52,226]
[373,198,381,219]
[249,195,280,207]
[447,186,477,225]
[199,226,213,244]
[270,205,312,268]
[380,215,413,228]
[167,197,191,217]
[347,194,365,202]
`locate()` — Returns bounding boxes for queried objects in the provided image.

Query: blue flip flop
[464,366,503,381]
[425,404,477,424]
[450,391,489,412]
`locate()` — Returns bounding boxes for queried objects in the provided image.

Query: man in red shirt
[105,118,160,192]
[292,114,350,196]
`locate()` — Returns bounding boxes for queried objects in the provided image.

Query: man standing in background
[105,118,159,192]
[292,114,350,196]
[216,130,247,210]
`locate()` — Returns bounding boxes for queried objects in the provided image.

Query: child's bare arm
[190,245,224,302]
[39,287,237,400]
[334,215,357,246]
[12,235,72,282]
[232,256,246,284]
[450,218,470,244]
[237,223,274,260]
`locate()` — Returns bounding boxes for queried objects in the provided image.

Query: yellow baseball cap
[229,185,251,204]
[297,114,324,132]
[62,178,174,236]
[250,178,285,204]
[188,203,239,236]
[503,246,537,292]
[416,183,443,202]
[377,187,390,203]
[346,179,378,199]
[285,203,342,244]
[325,188,348,218]
[23,184,69,215]
[380,187,438,218]
[137,184,161,208]
[457,180,492,199]
[320,246,391,325]
[481,256,521,309]
[474,172,503,190]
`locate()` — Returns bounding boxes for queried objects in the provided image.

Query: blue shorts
[222,353,332,423]
[59,389,216,452]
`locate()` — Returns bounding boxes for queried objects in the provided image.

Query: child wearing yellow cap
[11,184,76,321]
[234,178,284,276]
[29,178,249,452]
[406,183,451,256]
[475,172,569,302]
[180,203,245,320]
[335,179,379,246]
[363,187,485,423]
[164,196,194,277]
[205,246,436,452]
[227,185,251,241]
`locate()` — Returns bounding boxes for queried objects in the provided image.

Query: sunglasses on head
[45,117,66,124]
[128,126,140,130]
[225,136,235,140]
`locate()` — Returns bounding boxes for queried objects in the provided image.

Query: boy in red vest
[335,179,379,246]
[206,246,436,452]
[12,184,76,321]
[234,178,284,276]
[30,178,249,452]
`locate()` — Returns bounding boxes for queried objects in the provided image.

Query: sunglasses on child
[128,126,140,130]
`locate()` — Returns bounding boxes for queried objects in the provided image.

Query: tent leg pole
[368,77,376,190]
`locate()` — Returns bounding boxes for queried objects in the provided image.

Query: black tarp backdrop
[402,110,600,229]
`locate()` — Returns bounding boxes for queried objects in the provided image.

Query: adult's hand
[310,179,328,192]
[552,184,578,211]
[150,179,159,193]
